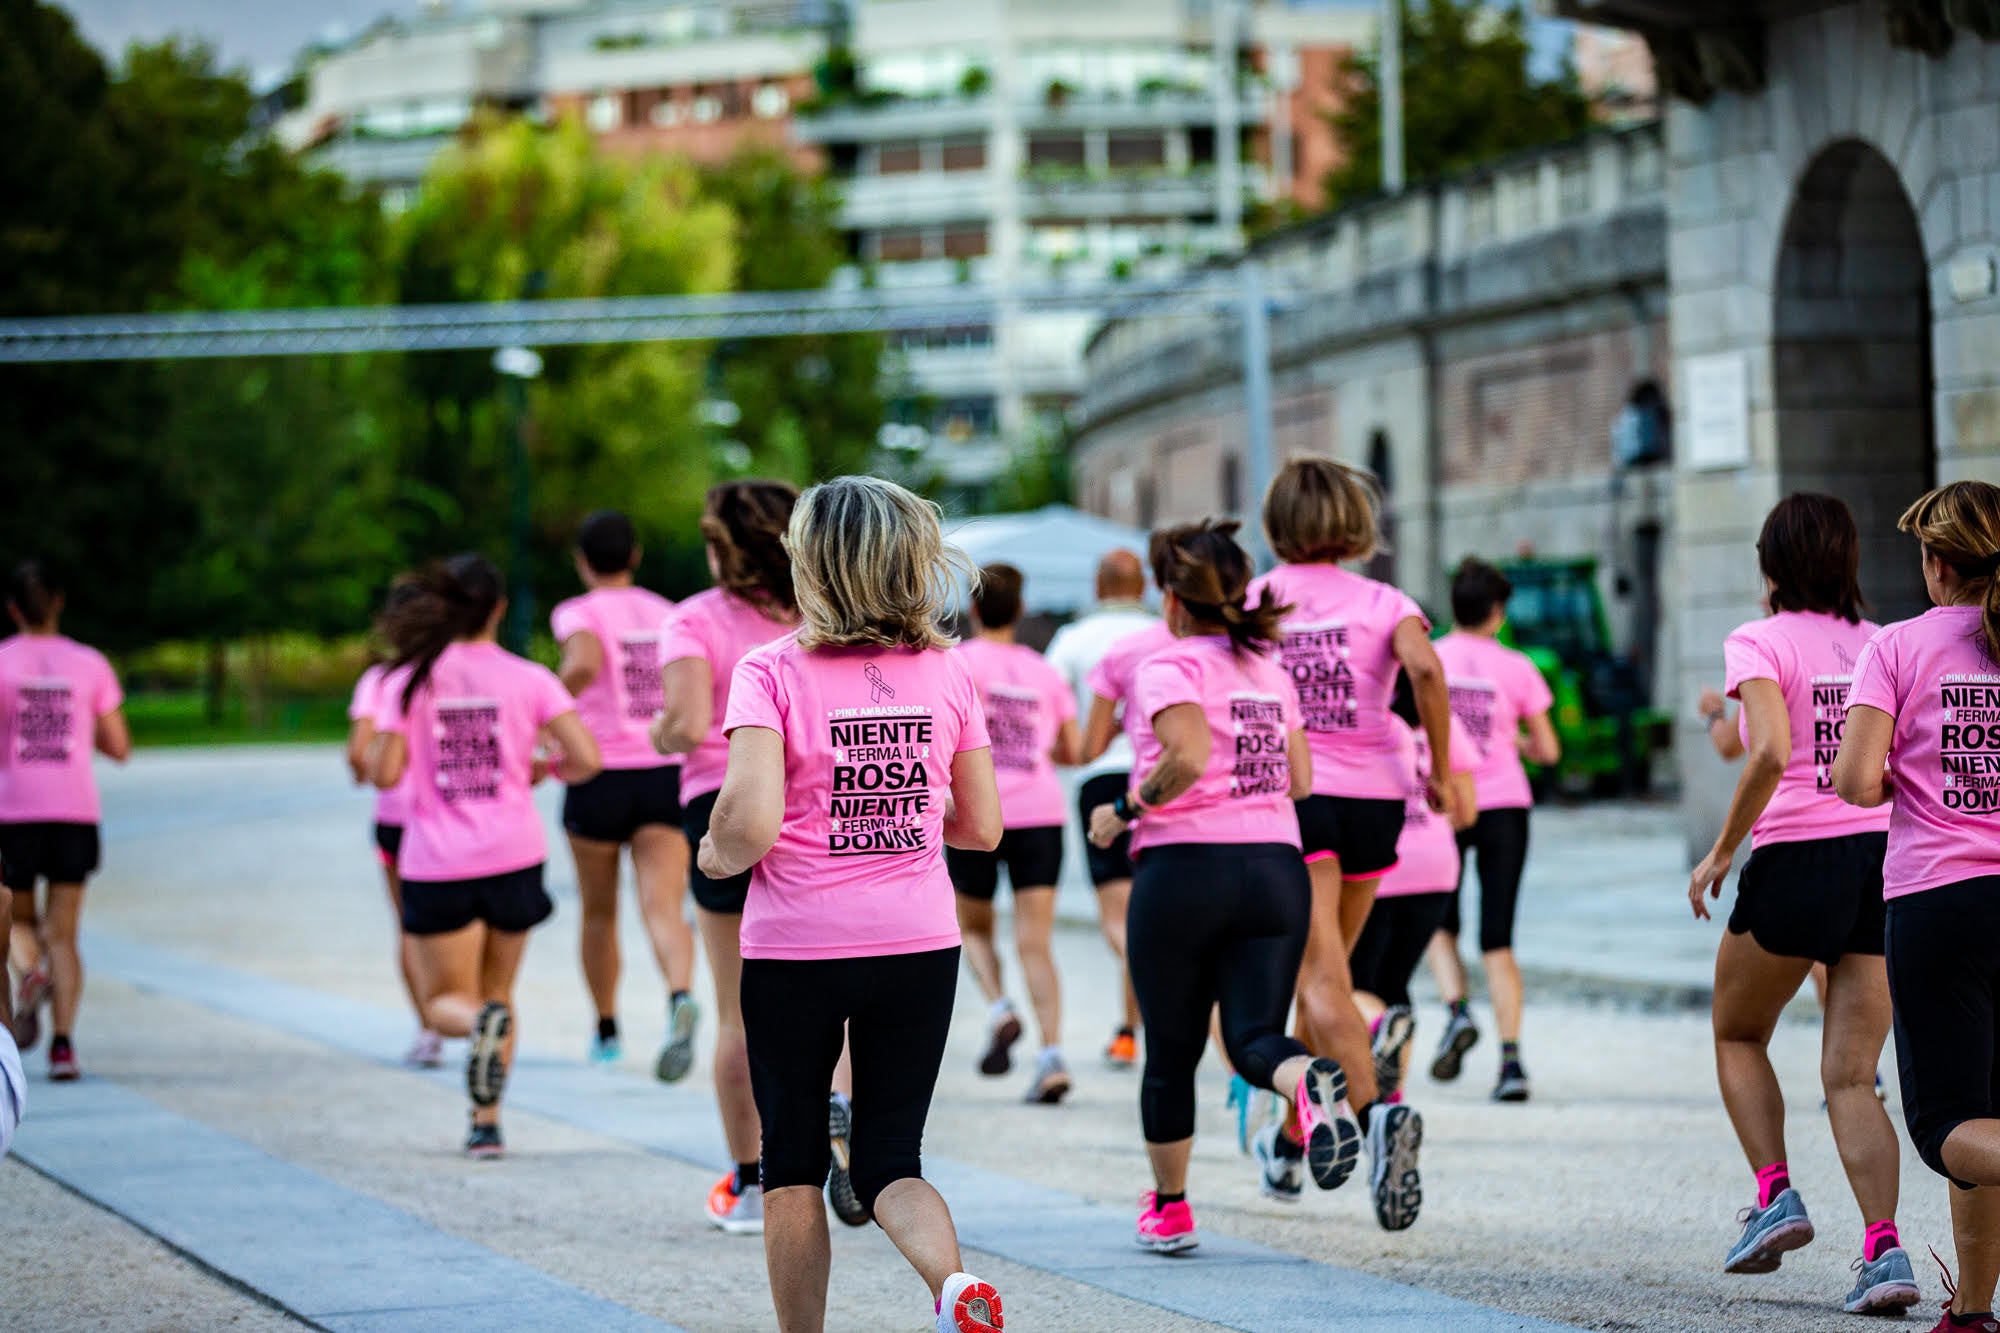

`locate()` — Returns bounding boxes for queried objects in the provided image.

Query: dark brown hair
[1900,480,2000,660]
[701,479,799,612]
[1263,457,1382,564]
[378,553,504,709]
[1450,558,1514,628]
[7,560,62,627]
[1151,520,1291,656]
[576,509,638,575]
[1759,493,1864,623]
[972,562,1024,628]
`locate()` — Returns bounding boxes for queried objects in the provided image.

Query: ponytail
[1899,481,2000,662]
[378,554,504,710]
[1150,519,1292,656]
[702,480,799,613]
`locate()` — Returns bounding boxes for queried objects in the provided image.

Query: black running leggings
[1445,806,1530,953]
[742,946,958,1209]
[1350,892,1453,1009]
[1127,842,1312,1144]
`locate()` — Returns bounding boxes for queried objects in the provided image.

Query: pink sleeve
[1084,655,1117,702]
[1512,651,1554,714]
[723,653,784,735]
[658,603,711,667]
[953,655,992,752]
[1446,716,1481,773]
[94,652,125,715]
[1846,632,1900,718]
[348,669,379,722]
[373,668,412,734]
[532,664,573,727]
[550,599,588,644]
[1722,628,1778,700]
[1393,590,1430,632]
[1132,654,1202,730]
[1044,660,1078,723]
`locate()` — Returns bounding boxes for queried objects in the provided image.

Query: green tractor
[1489,556,1672,798]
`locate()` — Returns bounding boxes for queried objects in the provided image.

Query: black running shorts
[1078,772,1135,886]
[562,764,682,844]
[1294,795,1403,879]
[0,822,101,890]
[682,789,751,915]
[946,826,1065,901]
[1886,875,2000,1188]
[1727,831,1888,966]
[400,863,553,936]
[373,822,404,868]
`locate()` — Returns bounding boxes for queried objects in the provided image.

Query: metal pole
[1381,0,1404,194]
[505,371,533,656]
[1240,258,1275,564]
[1213,0,1244,247]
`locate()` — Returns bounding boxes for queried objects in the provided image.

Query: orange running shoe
[1104,1029,1138,1069]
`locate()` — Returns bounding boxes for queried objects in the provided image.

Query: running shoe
[1367,1102,1424,1231]
[1252,1121,1304,1202]
[1723,1188,1814,1274]
[13,969,49,1050]
[937,1271,1005,1332]
[467,1002,512,1109]
[1024,1050,1072,1105]
[1430,1005,1479,1082]
[1294,1057,1362,1191]
[656,993,700,1084]
[403,1028,444,1069]
[1104,1028,1138,1069]
[705,1172,764,1235]
[1492,1059,1531,1103]
[1135,1192,1198,1254]
[1930,1255,2000,1332]
[1372,1005,1416,1103]
[46,1036,78,1082]
[1844,1247,1920,1315]
[589,1032,623,1065]
[827,1094,870,1227]
[979,1004,1022,1077]
[465,1121,504,1160]
[1229,1074,1254,1154]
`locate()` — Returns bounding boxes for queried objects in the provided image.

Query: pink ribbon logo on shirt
[864,663,895,704]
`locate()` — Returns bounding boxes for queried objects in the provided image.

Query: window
[877,140,923,175]
[692,95,722,123]
[1027,133,1086,170]
[876,228,927,263]
[752,83,789,119]
[649,99,682,127]
[941,136,986,171]
[587,93,622,132]
[1107,132,1165,170]
[942,224,989,259]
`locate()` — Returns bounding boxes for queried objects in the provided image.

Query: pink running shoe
[1135,1191,1199,1254]
[1295,1057,1362,1191]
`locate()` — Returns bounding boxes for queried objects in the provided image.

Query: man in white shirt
[1044,550,1156,1068]
[0,886,24,1158]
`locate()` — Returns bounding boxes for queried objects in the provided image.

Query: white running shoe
[403,1028,445,1069]
[1253,1121,1304,1202]
[937,1272,1004,1332]
[1366,1102,1424,1231]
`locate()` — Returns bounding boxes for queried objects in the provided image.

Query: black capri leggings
[1127,842,1312,1144]
[1444,806,1530,953]
[1886,877,2000,1188]
[742,946,958,1209]
[1351,893,1453,1009]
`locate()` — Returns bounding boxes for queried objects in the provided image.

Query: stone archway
[1773,139,1936,622]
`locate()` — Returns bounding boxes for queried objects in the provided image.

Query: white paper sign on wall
[1685,352,1750,471]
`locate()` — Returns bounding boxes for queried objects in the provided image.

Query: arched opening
[1773,139,1936,623]
[1365,429,1397,585]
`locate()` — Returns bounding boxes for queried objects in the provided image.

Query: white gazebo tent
[945,505,1153,617]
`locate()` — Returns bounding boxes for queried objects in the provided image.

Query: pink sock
[1755,1162,1791,1208]
[1864,1220,1900,1262]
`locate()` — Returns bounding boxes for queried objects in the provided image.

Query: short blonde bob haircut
[1263,457,1383,565]
[787,475,973,651]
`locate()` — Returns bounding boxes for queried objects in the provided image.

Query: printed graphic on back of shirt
[619,633,664,719]
[1279,622,1356,733]
[434,697,502,803]
[984,684,1041,772]
[828,667,933,856]
[14,679,72,766]
[1447,680,1498,756]
[1939,672,2000,814]
[1229,692,1289,797]
[1402,734,1435,831]
[1809,673,1856,791]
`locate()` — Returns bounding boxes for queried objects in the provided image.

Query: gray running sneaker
[1372,1005,1415,1102]
[1492,1059,1531,1103]
[1367,1103,1424,1231]
[1252,1121,1304,1202]
[826,1094,870,1227]
[1843,1247,1920,1315]
[1430,1006,1479,1082]
[656,993,700,1083]
[1723,1188,1815,1274]
[1024,1049,1072,1105]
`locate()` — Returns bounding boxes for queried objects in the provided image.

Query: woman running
[1,561,129,1080]
[697,476,1004,1333]
[656,479,866,1235]
[1834,480,2000,1333]
[347,582,443,1068]
[371,555,602,1158]
[1686,493,1916,1313]
[1087,519,1356,1253]
[551,510,696,1078]
[1426,558,1561,1100]
[1350,683,1478,1131]
[950,562,1080,1103]
[1247,458,1451,1231]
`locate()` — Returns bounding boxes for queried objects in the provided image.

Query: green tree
[1320,0,1593,212]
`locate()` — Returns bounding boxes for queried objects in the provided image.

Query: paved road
[0,748,1956,1331]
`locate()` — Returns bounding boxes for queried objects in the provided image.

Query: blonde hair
[1899,480,2000,661]
[1263,458,1382,565]
[787,476,973,651]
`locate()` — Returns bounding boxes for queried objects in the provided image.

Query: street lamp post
[1382,0,1405,194]
[493,343,543,656]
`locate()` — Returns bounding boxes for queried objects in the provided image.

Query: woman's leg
[1013,887,1062,1051]
[1125,863,1218,1194]
[471,926,530,1125]
[1820,954,1900,1229]
[1946,1185,2000,1318]
[1292,857,1377,1110]
[631,824,695,995]
[1477,810,1532,1047]
[569,835,624,1029]
[380,860,428,1024]
[1336,876,1380,961]
[1094,878,1143,1038]
[1711,930,1813,1179]
[695,907,761,1167]
[412,925,486,1039]
[955,895,1006,1008]
[42,884,85,1038]
[9,886,40,980]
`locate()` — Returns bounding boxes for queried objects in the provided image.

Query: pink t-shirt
[1846,606,2000,898]
[0,635,122,824]
[1126,635,1302,853]
[550,586,676,771]
[373,641,575,882]
[1084,621,1179,754]
[955,638,1076,830]
[348,665,409,827]
[1248,563,1428,800]
[658,588,798,802]
[724,636,991,960]
[1434,631,1555,811]
[1379,715,1481,898]
[1723,611,1891,848]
